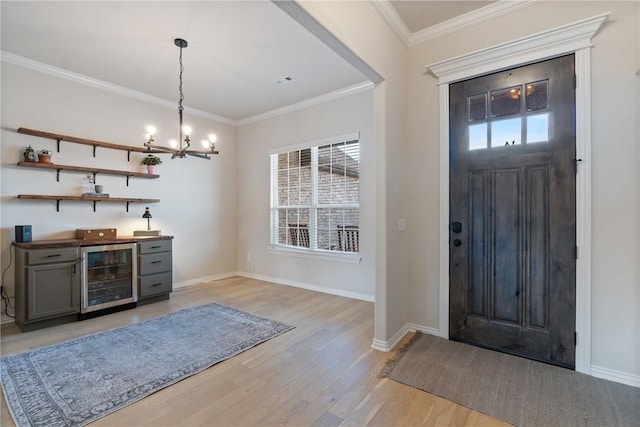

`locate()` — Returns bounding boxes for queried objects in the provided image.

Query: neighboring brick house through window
[270,133,359,253]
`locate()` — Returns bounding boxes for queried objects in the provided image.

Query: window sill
[269,245,361,264]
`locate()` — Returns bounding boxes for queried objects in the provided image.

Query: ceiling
[1,1,495,124]
[390,1,496,33]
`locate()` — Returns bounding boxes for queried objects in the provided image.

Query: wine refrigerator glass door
[81,243,137,313]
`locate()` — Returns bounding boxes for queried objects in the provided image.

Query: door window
[468,79,550,150]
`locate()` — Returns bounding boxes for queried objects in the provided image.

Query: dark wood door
[449,54,576,368]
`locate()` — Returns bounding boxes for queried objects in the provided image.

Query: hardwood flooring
[0,276,509,426]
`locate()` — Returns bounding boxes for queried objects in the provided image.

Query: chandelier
[144,38,219,159]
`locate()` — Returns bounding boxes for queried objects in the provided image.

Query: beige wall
[298,0,410,343]
[236,89,375,300]
[406,1,639,378]
[0,63,238,297]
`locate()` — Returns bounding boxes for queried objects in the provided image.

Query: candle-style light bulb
[182,125,192,136]
[169,139,178,148]
[201,140,211,149]
[208,134,217,143]
[146,125,156,143]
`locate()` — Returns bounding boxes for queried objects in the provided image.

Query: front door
[449,54,576,368]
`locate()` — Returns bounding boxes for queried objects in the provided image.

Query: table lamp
[133,207,161,236]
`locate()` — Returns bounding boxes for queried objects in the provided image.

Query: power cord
[1,245,15,319]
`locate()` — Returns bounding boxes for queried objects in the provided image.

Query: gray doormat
[380,333,640,427]
[1,303,294,427]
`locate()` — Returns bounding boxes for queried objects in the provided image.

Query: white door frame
[426,13,608,374]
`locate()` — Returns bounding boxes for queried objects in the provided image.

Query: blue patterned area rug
[1,303,294,427]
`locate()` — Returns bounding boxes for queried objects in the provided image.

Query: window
[468,80,550,150]
[270,133,360,254]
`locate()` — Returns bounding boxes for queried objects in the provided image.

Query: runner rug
[1,303,294,427]
[380,333,640,427]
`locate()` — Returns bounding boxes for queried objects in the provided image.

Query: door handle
[451,221,462,233]
[453,239,462,247]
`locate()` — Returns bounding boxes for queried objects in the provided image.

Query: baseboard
[407,323,441,337]
[591,365,640,388]
[236,271,374,302]
[371,322,441,352]
[173,271,240,289]
[1,314,15,325]
[372,324,410,352]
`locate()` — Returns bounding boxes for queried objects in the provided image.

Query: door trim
[426,13,608,374]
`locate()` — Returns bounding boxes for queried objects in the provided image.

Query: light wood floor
[1,276,509,426]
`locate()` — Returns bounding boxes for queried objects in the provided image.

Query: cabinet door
[27,262,80,320]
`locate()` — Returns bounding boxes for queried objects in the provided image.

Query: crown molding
[426,12,609,84]
[1,51,236,125]
[372,0,538,48]
[410,0,537,46]
[2,50,374,128]
[236,81,374,126]
[369,0,411,46]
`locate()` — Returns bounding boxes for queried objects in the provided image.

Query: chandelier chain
[178,45,184,113]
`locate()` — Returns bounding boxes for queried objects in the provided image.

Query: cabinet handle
[151,260,162,264]
[152,283,162,287]
[151,245,162,249]
[46,254,61,258]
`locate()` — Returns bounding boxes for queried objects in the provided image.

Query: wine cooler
[81,243,137,313]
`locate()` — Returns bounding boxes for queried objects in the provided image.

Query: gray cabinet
[138,239,172,303]
[15,247,81,331]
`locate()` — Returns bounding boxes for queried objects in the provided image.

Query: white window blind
[270,133,360,253]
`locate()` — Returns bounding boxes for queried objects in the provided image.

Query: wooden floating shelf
[18,194,160,212]
[17,161,159,186]
[17,127,166,160]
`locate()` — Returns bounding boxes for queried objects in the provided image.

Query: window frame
[269,132,361,263]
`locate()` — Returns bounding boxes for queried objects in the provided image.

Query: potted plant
[140,154,162,174]
[38,149,52,163]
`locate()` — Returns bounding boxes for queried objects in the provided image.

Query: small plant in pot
[38,149,52,163]
[140,154,162,174]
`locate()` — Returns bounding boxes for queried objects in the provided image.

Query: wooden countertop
[12,235,173,249]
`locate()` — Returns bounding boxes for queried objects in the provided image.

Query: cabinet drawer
[138,239,172,254]
[139,252,172,275]
[27,247,80,265]
[139,272,172,298]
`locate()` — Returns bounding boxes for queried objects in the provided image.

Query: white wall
[0,63,238,305]
[236,89,375,300]
[406,1,639,381]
